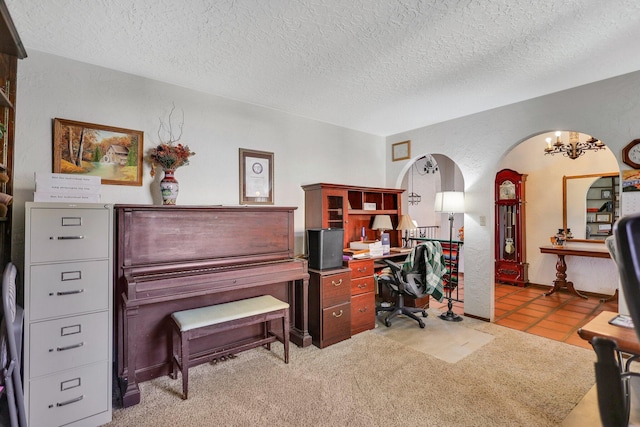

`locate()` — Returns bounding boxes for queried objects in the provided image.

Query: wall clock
[622,139,640,169]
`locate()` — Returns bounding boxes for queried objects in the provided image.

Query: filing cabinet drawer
[351,292,376,335]
[29,207,110,263]
[320,270,351,307]
[351,275,374,296]
[321,301,351,347]
[348,259,374,279]
[29,260,109,320]
[29,311,108,377]
[29,362,110,427]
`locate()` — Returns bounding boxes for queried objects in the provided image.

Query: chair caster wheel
[419,321,425,328]
[384,318,392,327]
[421,311,427,318]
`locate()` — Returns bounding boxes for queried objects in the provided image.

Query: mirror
[563,172,619,243]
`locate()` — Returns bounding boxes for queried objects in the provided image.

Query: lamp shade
[371,214,393,231]
[434,191,465,213]
[397,214,417,231]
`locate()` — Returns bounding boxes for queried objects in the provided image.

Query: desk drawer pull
[331,279,343,286]
[359,306,369,313]
[357,267,368,273]
[357,282,368,289]
[332,310,344,318]
[56,395,84,407]
[52,342,84,352]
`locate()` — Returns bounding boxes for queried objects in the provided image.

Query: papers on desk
[609,314,634,329]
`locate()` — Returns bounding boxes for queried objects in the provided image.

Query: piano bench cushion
[171,295,290,332]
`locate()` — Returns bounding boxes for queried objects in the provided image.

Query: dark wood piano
[114,205,310,407]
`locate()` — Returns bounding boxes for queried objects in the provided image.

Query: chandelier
[544,131,606,160]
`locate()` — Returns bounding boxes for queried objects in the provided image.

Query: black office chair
[591,336,640,427]
[376,242,446,328]
[614,213,640,342]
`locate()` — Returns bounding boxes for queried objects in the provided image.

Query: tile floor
[429,278,619,349]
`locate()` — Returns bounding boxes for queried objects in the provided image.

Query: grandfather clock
[495,169,529,286]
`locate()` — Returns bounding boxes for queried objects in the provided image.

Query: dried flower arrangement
[147,105,195,177]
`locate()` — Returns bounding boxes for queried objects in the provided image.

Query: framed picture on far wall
[239,148,274,205]
[53,118,144,186]
[392,140,411,161]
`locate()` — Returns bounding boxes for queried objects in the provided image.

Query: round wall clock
[622,139,640,169]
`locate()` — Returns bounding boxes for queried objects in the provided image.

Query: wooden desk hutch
[302,183,405,347]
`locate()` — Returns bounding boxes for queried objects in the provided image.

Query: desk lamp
[372,214,393,255]
[434,191,465,322]
[397,214,417,248]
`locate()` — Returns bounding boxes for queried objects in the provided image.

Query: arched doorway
[493,130,620,344]
[400,154,465,317]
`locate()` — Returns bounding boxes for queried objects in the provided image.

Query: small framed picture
[598,223,612,233]
[601,189,612,199]
[392,140,410,162]
[596,212,612,223]
[239,148,274,205]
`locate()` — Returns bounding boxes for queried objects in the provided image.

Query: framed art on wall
[53,118,144,186]
[239,148,274,204]
[392,140,410,161]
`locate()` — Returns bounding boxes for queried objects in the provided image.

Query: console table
[539,245,611,299]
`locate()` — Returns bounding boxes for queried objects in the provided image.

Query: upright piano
[114,205,310,407]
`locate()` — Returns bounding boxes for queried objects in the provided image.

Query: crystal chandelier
[544,131,606,160]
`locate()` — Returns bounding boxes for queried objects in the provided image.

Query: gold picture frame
[392,140,411,161]
[239,148,274,205]
[53,118,143,186]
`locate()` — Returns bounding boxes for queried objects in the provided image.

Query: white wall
[12,51,385,270]
[387,71,640,320]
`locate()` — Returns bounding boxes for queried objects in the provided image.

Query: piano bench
[169,294,290,399]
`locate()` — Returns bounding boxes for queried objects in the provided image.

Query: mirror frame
[563,172,618,243]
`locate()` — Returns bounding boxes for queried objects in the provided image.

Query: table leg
[543,254,588,299]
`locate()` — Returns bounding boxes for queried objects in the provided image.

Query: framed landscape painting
[53,118,144,186]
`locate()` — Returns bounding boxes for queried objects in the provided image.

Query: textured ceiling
[6,0,640,136]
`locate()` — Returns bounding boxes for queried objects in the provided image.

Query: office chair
[376,242,446,328]
[592,336,640,427]
[1,262,27,427]
[614,212,640,342]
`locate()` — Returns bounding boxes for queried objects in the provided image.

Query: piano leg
[121,304,141,407]
[290,276,312,347]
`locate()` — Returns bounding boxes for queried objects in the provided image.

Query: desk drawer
[29,208,110,263]
[320,270,351,308]
[321,302,351,347]
[351,292,375,335]
[29,362,109,427]
[29,311,109,377]
[29,260,109,320]
[348,259,374,279]
[351,276,374,296]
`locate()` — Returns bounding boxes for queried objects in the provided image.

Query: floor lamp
[434,191,465,322]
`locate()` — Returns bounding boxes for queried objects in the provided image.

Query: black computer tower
[307,228,344,270]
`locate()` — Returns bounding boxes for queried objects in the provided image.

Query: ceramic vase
[160,169,179,205]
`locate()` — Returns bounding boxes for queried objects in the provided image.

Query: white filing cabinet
[24,202,113,427]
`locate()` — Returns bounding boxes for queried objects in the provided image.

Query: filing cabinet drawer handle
[55,289,85,296]
[331,279,343,286]
[56,395,84,407]
[357,267,368,273]
[332,310,344,318]
[55,235,85,240]
[52,342,84,352]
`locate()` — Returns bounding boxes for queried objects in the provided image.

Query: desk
[578,311,640,356]
[539,245,610,299]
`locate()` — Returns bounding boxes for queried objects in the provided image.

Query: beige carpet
[106,311,596,427]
